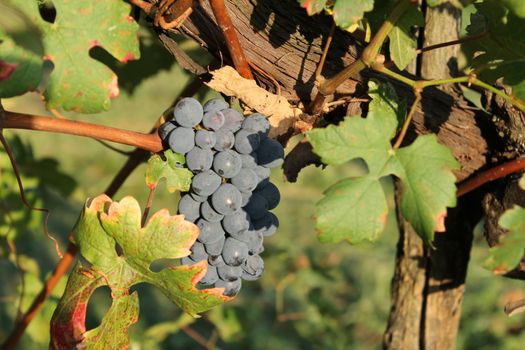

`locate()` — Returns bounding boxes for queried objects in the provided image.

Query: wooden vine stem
[0,111,163,153]
[209,0,254,80]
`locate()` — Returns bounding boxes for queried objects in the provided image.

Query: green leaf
[297,0,328,15]
[501,0,525,18]
[308,80,458,245]
[315,177,388,244]
[307,81,399,173]
[333,0,375,29]
[145,150,193,192]
[53,194,229,348]
[0,28,43,97]
[395,134,459,244]
[388,5,424,70]
[8,0,140,112]
[465,0,525,101]
[81,292,139,349]
[485,205,525,273]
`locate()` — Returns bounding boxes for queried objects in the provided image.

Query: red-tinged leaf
[298,0,328,15]
[0,28,43,97]
[52,194,230,349]
[81,292,139,350]
[50,262,105,350]
[7,0,140,112]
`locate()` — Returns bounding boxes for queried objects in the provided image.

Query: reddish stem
[457,158,525,197]
[1,111,163,153]
[209,0,254,80]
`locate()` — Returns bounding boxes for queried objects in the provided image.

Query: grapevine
[158,97,283,296]
[1,0,525,349]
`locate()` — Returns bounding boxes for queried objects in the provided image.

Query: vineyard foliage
[1,0,525,348]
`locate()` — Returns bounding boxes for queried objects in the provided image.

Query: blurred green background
[1,15,525,350]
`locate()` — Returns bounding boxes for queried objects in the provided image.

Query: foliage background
[1,11,525,350]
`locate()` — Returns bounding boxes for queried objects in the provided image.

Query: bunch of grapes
[158,97,283,296]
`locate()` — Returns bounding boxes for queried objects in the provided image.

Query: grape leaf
[315,177,388,244]
[50,262,105,350]
[388,5,424,70]
[0,28,43,97]
[395,134,459,243]
[484,205,525,273]
[297,0,375,29]
[465,0,525,101]
[52,194,229,348]
[333,0,375,29]
[146,150,193,192]
[501,0,525,18]
[297,0,327,15]
[8,0,140,113]
[81,292,139,349]
[308,80,458,245]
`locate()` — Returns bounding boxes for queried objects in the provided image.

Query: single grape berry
[200,265,219,285]
[222,210,251,236]
[195,130,216,149]
[190,242,207,261]
[204,235,226,256]
[178,194,200,222]
[231,168,258,193]
[158,121,177,141]
[173,97,203,127]
[222,237,249,266]
[215,278,242,296]
[257,138,285,168]
[241,254,265,280]
[203,98,229,114]
[244,193,269,220]
[255,182,280,210]
[252,212,279,237]
[196,219,225,244]
[213,129,235,151]
[168,127,195,154]
[241,113,270,140]
[234,129,260,154]
[186,147,213,172]
[201,200,225,223]
[213,150,242,178]
[211,183,242,215]
[191,170,221,197]
[217,264,242,281]
[221,108,244,132]
[202,111,226,131]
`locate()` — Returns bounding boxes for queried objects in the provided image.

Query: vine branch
[1,111,163,153]
[209,0,253,80]
[457,157,525,197]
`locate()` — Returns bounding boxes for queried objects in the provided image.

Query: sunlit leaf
[308,80,458,245]
[7,0,140,112]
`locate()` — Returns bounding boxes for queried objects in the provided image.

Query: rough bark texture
[384,3,476,350]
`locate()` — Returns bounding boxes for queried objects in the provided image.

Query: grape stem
[209,0,254,80]
[415,32,487,55]
[1,110,163,153]
[457,157,525,197]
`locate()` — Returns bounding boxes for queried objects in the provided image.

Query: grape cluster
[158,97,283,296]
